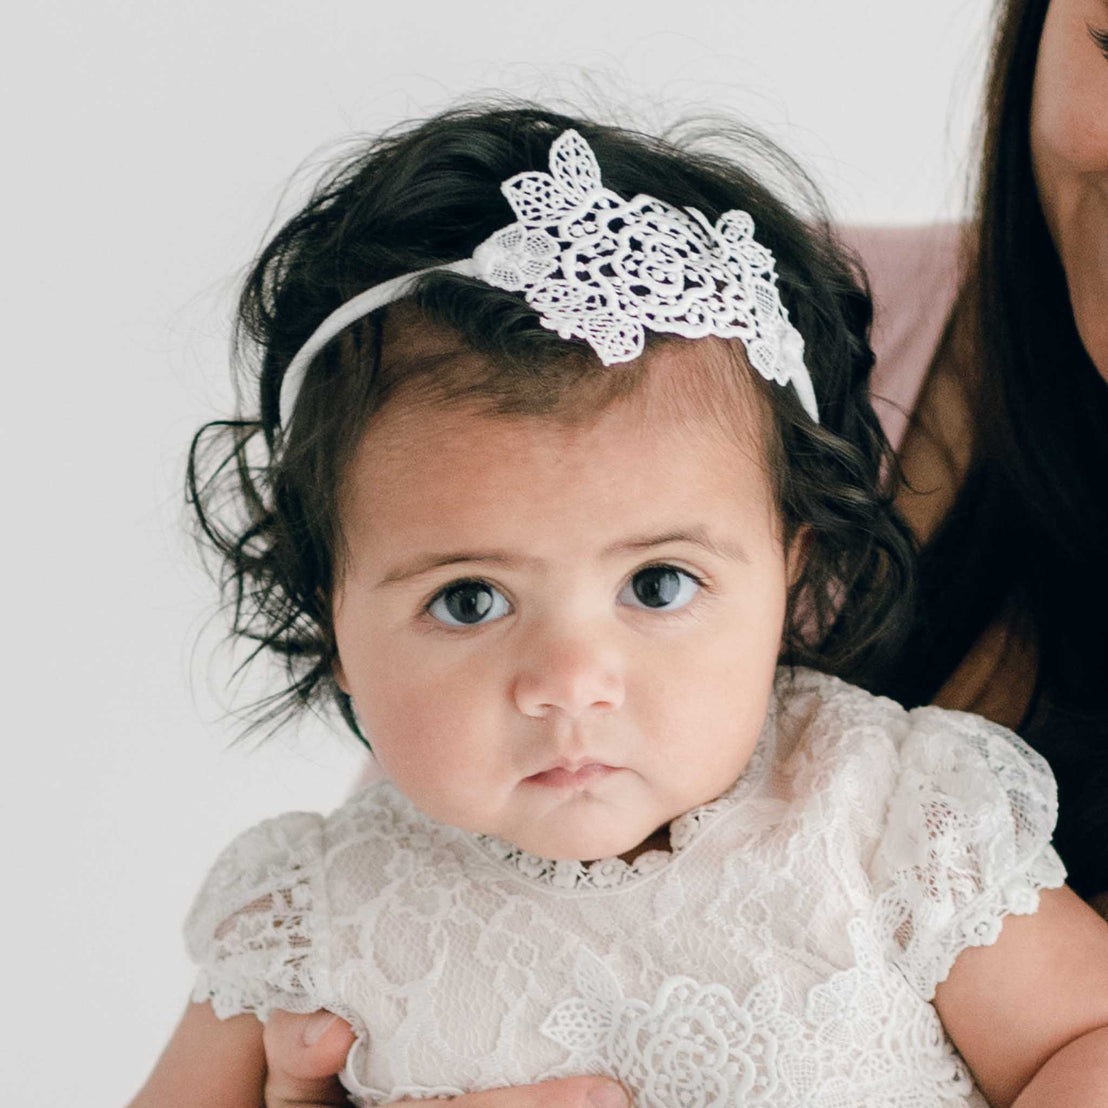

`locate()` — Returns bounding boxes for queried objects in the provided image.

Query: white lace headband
[278,129,819,428]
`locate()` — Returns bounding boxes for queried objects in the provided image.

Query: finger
[263,1009,356,1107]
[390,1077,630,1108]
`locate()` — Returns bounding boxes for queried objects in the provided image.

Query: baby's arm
[934,884,1108,1107]
[127,998,266,1108]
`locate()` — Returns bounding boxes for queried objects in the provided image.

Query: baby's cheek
[653,632,774,767]
[365,695,452,778]
[367,676,498,809]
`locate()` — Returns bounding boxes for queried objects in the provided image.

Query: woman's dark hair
[188,102,915,744]
[880,0,1108,897]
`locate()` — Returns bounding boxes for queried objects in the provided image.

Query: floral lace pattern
[540,927,975,1108]
[542,950,786,1103]
[185,669,1063,1106]
[468,129,818,421]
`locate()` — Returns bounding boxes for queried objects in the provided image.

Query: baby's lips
[524,763,618,788]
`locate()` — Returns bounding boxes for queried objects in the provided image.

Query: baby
[135,106,1108,1107]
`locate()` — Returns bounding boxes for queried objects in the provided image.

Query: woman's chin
[1073,303,1108,387]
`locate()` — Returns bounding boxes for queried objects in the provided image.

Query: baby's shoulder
[777,666,1050,770]
[774,670,1065,996]
[183,809,326,944]
[183,783,441,1020]
[773,668,1058,837]
[327,778,440,842]
[193,781,438,897]
[771,668,905,791]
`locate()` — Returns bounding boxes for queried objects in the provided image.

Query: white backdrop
[3,2,992,1103]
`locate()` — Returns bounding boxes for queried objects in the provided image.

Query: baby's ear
[786,525,811,589]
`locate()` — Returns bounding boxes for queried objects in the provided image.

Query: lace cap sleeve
[184,811,329,1021]
[869,707,1067,1001]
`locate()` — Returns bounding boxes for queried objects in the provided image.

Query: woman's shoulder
[836,223,967,452]
[839,222,964,274]
[839,223,965,315]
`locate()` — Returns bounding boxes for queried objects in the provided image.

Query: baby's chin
[420,773,702,862]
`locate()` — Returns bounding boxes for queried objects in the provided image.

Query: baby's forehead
[621,339,770,445]
[371,308,770,452]
[339,336,776,541]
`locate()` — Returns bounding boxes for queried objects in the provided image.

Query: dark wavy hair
[187,103,915,743]
[880,1,1108,898]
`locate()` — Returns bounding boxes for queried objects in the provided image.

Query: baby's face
[332,348,794,861]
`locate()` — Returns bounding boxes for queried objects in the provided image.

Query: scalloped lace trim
[882,844,1067,1001]
[185,814,328,1021]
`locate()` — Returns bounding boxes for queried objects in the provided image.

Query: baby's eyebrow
[376,525,749,587]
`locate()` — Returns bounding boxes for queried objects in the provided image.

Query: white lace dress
[186,669,1065,1107]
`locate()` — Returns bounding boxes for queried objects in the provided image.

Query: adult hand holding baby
[262,1010,353,1107]
[263,1009,629,1108]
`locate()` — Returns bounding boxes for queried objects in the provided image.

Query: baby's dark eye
[619,565,701,612]
[427,580,510,627]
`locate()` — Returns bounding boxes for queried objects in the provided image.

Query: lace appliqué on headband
[470,129,815,419]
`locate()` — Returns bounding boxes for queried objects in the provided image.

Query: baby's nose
[512,636,625,719]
